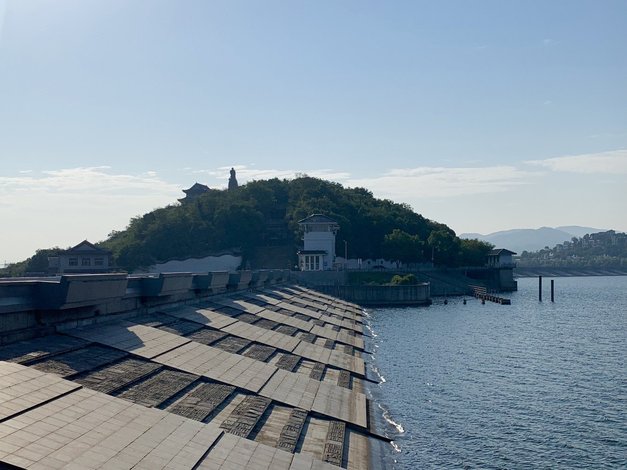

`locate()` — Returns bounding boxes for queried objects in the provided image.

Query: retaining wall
[0,269,291,345]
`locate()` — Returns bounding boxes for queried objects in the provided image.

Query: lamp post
[344,240,348,268]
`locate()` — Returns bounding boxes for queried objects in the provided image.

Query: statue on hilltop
[228,167,239,191]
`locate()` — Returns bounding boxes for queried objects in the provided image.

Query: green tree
[427,229,461,266]
[382,229,424,263]
[459,238,494,266]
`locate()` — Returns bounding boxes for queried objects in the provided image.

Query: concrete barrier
[0,270,288,343]
[136,273,194,297]
[228,271,252,291]
[192,272,229,294]
[250,270,269,288]
[36,274,129,309]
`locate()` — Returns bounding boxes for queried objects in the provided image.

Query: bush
[390,274,418,285]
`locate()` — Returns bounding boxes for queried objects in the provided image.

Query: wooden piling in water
[539,276,542,302]
[551,279,554,302]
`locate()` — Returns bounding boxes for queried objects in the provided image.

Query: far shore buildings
[297,214,339,271]
[48,240,113,274]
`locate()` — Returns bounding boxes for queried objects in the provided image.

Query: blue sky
[1,0,626,263]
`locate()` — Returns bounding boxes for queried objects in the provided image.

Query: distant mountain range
[460,226,607,253]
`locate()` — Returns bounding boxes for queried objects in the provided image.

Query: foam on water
[378,403,405,433]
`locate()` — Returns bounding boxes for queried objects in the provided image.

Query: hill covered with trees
[517,230,627,268]
[2,176,494,275]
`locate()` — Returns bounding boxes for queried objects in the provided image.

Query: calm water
[367,276,627,469]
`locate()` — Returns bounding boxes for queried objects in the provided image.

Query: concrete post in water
[538,276,542,302]
[551,279,554,302]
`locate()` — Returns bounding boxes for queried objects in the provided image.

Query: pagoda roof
[183,182,210,194]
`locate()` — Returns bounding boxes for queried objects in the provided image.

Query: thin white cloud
[186,164,539,200]
[347,166,539,199]
[0,167,182,262]
[525,149,627,174]
[190,166,351,184]
[0,167,181,196]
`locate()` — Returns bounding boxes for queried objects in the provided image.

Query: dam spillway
[0,272,386,470]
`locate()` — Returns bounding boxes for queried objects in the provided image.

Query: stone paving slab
[336,330,365,350]
[233,312,260,324]
[196,432,296,470]
[74,357,162,395]
[129,312,177,327]
[275,302,322,320]
[259,369,319,411]
[309,325,338,342]
[185,328,228,346]
[220,395,272,438]
[116,369,197,408]
[264,289,295,301]
[295,340,364,376]
[153,342,276,393]
[222,321,300,353]
[212,336,251,354]
[205,313,363,376]
[0,366,342,470]
[311,382,368,429]
[0,361,81,422]
[292,342,331,365]
[0,335,89,365]
[275,325,298,336]
[275,353,301,372]
[0,376,223,470]
[328,350,365,377]
[157,319,204,336]
[29,345,127,378]
[167,382,235,422]
[275,408,307,453]
[242,292,281,306]
[213,298,265,315]
[168,307,238,330]
[253,318,281,330]
[68,322,190,360]
[308,362,325,381]
[241,344,276,362]
[256,310,314,333]
[337,370,351,389]
[290,451,344,470]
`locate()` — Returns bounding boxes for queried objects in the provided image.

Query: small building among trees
[48,240,113,274]
[486,248,517,268]
[178,182,210,203]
